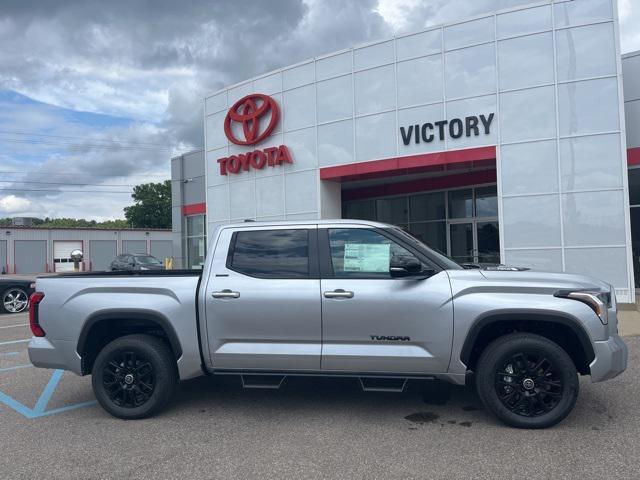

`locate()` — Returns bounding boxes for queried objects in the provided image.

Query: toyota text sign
[217,93,293,175]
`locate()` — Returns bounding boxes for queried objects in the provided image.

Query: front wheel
[92,334,178,419]
[475,333,579,429]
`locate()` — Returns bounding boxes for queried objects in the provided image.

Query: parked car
[109,254,165,271]
[28,220,627,428]
[1,278,35,314]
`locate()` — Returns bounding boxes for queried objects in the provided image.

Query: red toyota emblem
[224,93,280,146]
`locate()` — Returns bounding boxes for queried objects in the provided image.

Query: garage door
[15,240,47,274]
[150,240,172,263]
[0,240,6,274]
[122,240,147,255]
[89,240,117,271]
[54,241,83,272]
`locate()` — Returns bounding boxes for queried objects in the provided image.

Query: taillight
[29,292,45,337]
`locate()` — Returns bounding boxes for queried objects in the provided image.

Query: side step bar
[241,374,286,389]
[358,377,408,393]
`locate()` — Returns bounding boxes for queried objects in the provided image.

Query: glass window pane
[328,228,417,279]
[554,0,612,28]
[444,43,496,100]
[631,208,640,287]
[475,186,498,217]
[409,222,446,254]
[555,23,616,82]
[557,78,619,136]
[629,169,640,206]
[444,16,494,50]
[396,29,441,61]
[410,192,445,221]
[477,221,500,264]
[498,32,554,91]
[449,223,474,263]
[187,215,205,236]
[230,229,309,278]
[448,189,473,218]
[376,197,408,225]
[343,201,376,221]
[187,237,206,269]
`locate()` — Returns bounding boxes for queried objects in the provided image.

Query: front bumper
[28,337,83,375]
[590,334,628,382]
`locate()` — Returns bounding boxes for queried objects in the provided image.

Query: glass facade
[343,185,499,263]
[185,214,206,269]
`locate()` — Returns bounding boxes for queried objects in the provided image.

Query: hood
[447,268,611,295]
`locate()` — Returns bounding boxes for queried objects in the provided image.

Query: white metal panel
[53,241,82,272]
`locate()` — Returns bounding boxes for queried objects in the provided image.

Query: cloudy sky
[1,0,638,221]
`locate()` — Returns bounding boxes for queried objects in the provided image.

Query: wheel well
[77,314,182,375]
[463,319,594,375]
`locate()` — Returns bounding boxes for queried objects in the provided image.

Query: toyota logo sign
[216,92,293,176]
[224,93,280,146]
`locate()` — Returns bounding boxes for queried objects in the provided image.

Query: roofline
[0,226,171,232]
[217,219,393,229]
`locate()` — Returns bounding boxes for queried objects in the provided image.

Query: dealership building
[0,227,172,274]
[171,0,640,303]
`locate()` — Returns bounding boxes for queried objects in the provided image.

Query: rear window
[228,229,309,279]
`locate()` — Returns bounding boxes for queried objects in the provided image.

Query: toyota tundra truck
[28,220,628,428]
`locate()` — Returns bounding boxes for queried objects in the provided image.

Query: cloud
[0,0,637,221]
[0,195,31,214]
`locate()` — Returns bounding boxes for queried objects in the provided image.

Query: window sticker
[343,243,390,272]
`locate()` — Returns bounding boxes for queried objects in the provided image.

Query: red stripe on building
[320,146,496,182]
[342,169,497,202]
[182,203,206,215]
[628,147,640,166]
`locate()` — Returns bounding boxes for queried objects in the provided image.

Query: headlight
[555,289,610,325]
[139,266,149,270]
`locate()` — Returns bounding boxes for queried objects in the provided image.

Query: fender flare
[77,309,183,360]
[459,311,595,367]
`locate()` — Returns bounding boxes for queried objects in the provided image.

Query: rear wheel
[1,287,29,314]
[475,333,579,429]
[92,334,177,419]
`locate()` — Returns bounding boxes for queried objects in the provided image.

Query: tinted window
[229,229,309,278]
[328,228,420,279]
[134,255,162,265]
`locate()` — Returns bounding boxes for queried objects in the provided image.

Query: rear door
[204,225,321,371]
[319,227,454,374]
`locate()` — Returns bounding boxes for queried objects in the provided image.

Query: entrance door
[320,227,454,374]
[449,222,475,264]
[448,220,500,264]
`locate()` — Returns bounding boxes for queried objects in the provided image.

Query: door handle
[211,289,240,299]
[323,289,354,299]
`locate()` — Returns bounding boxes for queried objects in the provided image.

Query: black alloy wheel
[495,352,563,417]
[102,350,156,408]
[92,334,177,419]
[475,333,579,429]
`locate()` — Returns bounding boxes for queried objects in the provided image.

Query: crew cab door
[319,227,453,374]
[203,225,321,370]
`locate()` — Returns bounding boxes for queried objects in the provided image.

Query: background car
[109,254,165,271]
[1,278,35,314]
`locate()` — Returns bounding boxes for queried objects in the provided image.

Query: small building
[0,227,172,274]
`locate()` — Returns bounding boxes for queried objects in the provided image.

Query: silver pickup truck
[28,220,627,428]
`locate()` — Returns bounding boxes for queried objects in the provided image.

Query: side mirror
[389,256,425,278]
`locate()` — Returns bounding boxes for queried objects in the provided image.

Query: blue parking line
[0,368,97,418]
[0,364,32,372]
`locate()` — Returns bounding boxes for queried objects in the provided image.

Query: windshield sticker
[343,244,390,272]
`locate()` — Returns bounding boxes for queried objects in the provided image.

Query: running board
[358,377,408,393]
[241,374,286,389]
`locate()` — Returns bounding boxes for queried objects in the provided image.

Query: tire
[475,333,579,429]
[1,287,29,314]
[91,334,178,419]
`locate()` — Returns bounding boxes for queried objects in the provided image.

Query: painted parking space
[0,313,97,419]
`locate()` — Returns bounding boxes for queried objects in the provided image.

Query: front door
[319,227,453,374]
[204,226,321,371]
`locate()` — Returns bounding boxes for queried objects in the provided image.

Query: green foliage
[123,180,172,229]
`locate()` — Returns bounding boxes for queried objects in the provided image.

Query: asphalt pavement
[1,311,639,479]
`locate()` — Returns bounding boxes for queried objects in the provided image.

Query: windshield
[389,227,463,270]
[134,255,162,265]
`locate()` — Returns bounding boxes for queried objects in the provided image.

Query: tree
[124,180,171,229]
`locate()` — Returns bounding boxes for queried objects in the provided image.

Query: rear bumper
[28,337,82,375]
[590,334,628,382]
